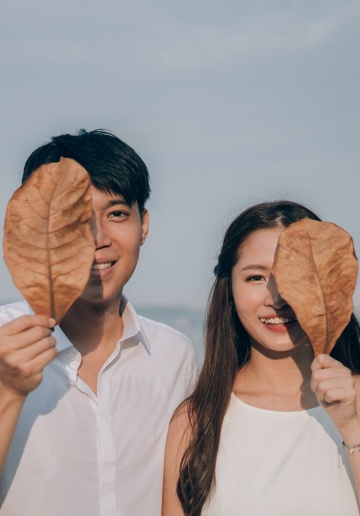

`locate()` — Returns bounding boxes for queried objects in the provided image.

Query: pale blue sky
[1,0,359,311]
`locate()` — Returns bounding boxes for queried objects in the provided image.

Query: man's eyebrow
[105,199,130,208]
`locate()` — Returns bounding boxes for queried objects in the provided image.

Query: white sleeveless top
[203,394,359,515]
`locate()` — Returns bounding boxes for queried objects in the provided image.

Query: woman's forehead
[237,228,284,263]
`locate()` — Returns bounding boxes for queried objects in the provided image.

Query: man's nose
[90,216,111,249]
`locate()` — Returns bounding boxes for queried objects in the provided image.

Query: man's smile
[91,261,116,271]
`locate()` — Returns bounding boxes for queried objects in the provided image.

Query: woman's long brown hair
[176,200,360,515]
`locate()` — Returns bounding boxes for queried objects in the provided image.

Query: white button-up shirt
[0,298,197,516]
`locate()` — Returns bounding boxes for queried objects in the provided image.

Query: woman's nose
[265,274,287,309]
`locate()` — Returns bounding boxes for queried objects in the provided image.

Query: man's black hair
[22,129,151,212]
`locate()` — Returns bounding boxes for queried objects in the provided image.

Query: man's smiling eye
[109,210,127,219]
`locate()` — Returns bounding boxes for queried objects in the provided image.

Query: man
[0,129,197,515]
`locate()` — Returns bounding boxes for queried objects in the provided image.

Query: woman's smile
[259,314,297,332]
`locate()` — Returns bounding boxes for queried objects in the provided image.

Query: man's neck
[59,297,125,395]
[60,296,124,356]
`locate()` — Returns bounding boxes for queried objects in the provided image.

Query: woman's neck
[234,343,319,411]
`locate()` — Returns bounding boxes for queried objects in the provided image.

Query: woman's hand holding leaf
[311,354,359,436]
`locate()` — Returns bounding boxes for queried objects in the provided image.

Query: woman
[162,201,360,516]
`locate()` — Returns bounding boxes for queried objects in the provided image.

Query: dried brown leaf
[272,218,358,356]
[3,158,95,323]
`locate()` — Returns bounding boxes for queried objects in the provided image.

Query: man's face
[79,186,149,305]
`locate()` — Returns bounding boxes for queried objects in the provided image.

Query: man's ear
[140,209,149,246]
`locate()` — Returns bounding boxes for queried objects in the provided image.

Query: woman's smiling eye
[246,274,266,282]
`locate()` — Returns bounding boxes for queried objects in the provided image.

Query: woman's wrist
[338,416,360,448]
[0,381,27,411]
[342,440,360,455]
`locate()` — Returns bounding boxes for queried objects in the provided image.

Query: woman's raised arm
[311,353,360,501]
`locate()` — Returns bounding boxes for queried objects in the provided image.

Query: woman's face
[231,227,310,354]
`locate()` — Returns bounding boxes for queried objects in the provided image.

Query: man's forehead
[90,186,136,209]
[91,187,126,203]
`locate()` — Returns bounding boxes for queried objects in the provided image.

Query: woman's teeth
[91,262,114,270]
[260,317,295,325]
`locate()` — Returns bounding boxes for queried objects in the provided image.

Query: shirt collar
[53,295,151,355]
[120,295,151,355]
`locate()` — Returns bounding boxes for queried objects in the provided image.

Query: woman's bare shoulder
[167,400,193,449]
[162,400,194,516]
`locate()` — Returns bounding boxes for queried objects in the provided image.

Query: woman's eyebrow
[240,264,270,272]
